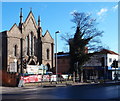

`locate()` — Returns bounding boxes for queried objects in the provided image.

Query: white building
[84,49,120,80]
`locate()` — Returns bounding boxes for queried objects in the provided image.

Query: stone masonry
[0,9,55,73]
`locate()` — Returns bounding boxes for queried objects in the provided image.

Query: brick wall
[1,70,17,86]
[57,56,70,74]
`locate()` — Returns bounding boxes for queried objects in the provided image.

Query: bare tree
[61,11,104,82]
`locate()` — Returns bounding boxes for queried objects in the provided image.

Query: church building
[0,8,55,74]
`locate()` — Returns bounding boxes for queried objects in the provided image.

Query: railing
[20,74,74,84]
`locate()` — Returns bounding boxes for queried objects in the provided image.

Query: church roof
[43,30,53,40]
[9,23,21,34]
[23,10,38,30]
[1,9,54,42]
[9,23,21,32]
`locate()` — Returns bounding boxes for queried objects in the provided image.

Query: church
[0,8,55,74]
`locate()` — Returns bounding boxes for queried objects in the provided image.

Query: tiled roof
[99,49,119,55]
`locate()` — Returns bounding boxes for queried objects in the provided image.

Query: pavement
[24,81,90,88]
[0,82,89,95]
[1,81,120,100]
[1,80,120,92]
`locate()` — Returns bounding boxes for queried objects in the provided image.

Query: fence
[20,74,72,83]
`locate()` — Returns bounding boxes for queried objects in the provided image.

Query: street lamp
[55,31,60,84]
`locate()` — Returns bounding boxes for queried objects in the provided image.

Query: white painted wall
[107,54,119,80]
[107,54,118,67]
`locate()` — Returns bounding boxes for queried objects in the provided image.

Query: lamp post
[55,31,60,84]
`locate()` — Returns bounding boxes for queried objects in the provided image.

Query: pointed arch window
[34,36,36,56]
[47,49,49,60]
[26,31,34,56]
[31,32,33,55]
[27,35,29,55]
[14,45,17,56]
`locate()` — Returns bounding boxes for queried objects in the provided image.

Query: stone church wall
[1,10,55,74]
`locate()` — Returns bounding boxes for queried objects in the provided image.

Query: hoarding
[21,75,51,83]
[26,64,48,74]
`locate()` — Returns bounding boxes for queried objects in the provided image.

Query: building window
[14,45,17,56]
[47,49,49,60]
[109,58,112,63]
[27,35,29,55]
[31,32,33,55]
[34,37,36,56]
[27,32,34,56]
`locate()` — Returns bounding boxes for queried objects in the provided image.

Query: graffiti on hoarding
[21,75,51,83]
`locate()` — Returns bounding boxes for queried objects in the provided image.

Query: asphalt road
[1,84,120,100]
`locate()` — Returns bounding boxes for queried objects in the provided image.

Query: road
[1,84,120,100]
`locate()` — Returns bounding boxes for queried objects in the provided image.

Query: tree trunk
[84,70,87,82]
[80,69,84,82]
[75,71,78,82]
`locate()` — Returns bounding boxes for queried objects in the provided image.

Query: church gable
[43,30,54,43]
[1,8,55,76]
[8,23,21,37]
[23,11,38,31]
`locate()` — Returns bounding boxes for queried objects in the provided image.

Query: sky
[1,2,118,53]
[1,0,119,2]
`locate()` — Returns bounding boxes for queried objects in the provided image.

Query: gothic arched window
[34,37,36,55]
[14,45,17,56]
[47,49,49,60]
[27,35,29,55]
[31,32,33,55]
[26,32,34,56]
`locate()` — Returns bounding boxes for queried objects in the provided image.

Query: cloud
[112,5,118,10]
[97,8,108,16]
[96,8,108,22]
